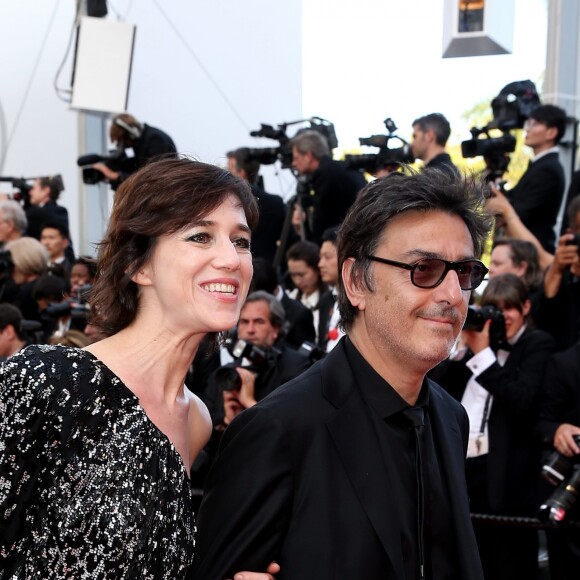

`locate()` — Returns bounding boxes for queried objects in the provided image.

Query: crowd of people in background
[1,105,580,579]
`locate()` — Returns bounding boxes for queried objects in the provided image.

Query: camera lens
[214,367,242,391]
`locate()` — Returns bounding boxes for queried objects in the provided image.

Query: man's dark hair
[286,240,320,269]
[337,169,493,331]
[41,221,70,240]
[321,226,339,246]
[290,131,330,160]
[250,257,279,294]
[38,175,64,201]
[33,273,67,302]
[243,290,285,328]
[232,148,260,185]
[492,238,543,291]
[412,113,451,146]
[0,304,25,340]
[529,104,567,143]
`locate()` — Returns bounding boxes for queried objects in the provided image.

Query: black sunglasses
[367,255,488,291]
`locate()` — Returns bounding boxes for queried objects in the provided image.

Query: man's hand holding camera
[91,162,120,183]
[553,423,580,458]
[223,367,258,426]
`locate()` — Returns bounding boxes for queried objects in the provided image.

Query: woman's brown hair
[89,157,257,338]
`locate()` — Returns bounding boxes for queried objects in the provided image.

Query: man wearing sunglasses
[191,170,492,580]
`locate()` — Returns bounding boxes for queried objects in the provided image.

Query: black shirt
[344,338,459,580]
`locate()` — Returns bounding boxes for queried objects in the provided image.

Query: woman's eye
[188,232,211,244]
[233,237,251,250]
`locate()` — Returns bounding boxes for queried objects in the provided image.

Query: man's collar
[532,146,559,162]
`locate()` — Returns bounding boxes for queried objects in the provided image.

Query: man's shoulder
[428,377,468,420]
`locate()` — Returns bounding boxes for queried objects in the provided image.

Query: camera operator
[411,113,459,176]
[537,344,580,580]
[226,148,287,264]
[502,104,567,253]
[25,175,70,243]
[290,130,366,244]
[91,113,177,188]
[430,273,555,580]
[0,200,27,247]
[40,222,72,278]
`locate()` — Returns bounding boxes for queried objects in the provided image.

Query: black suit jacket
[280,293,315,349]
[508,152,565,253]
[306,157,366,244]
[431,328,555,514]
[537,344,580,444]
[250,185,286,264]
[316,289,335,348]
[190,339,483,580]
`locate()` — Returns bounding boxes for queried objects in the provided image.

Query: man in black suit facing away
[507,104,567,253]
[190,170,491,580]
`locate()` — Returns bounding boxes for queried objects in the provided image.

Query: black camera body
[540,434,580,524]
[463,304,509,351]
[214,333,281,391]
[243,117,338,169]
[461,80,541,180]
[565,233,580,255]
[345,117,414,174]
[77,149,133,185]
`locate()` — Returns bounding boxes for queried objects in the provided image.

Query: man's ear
[546,126,558,144]
[342,257,366,312]
[522,299,531,318]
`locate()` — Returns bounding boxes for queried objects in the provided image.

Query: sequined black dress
[0,345,195,579]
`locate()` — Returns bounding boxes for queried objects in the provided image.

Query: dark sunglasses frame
[366,255,488,291]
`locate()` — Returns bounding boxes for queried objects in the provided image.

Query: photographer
[411,113,458,176]
[291,130,365,244]
[537,344,580,580]
[205,291,311,426]
[25,175,69,242]
[91,113,176,188]
[430,273,555,580]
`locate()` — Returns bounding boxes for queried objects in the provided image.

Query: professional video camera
[42,284,92,323]
[463,304,509,351]
[77,149,133,185]
[213,330,281,391]
[344,117,414,174]
[540,434,580,524]
[241,116,338,169]
[0,176,35,206]
[461,80,541,181]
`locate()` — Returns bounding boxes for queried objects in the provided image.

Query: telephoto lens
[539,464,580,524]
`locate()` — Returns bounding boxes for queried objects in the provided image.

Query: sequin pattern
[0,344,195,579]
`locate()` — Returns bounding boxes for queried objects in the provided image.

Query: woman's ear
[129,263,153,287]
[522,299,531,318]
[342,258,366,312]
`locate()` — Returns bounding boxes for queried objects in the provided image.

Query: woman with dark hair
[0,158,278,579]
[431,273,555,580]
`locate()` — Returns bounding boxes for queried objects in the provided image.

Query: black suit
[190,339,483,580]
[425,152,459,177]
[303,156,366,244]
[25,201,69,241]
[316,288,335,348]
[280,293,315,349]
[249,185,286,265]
[508,152,565,253]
